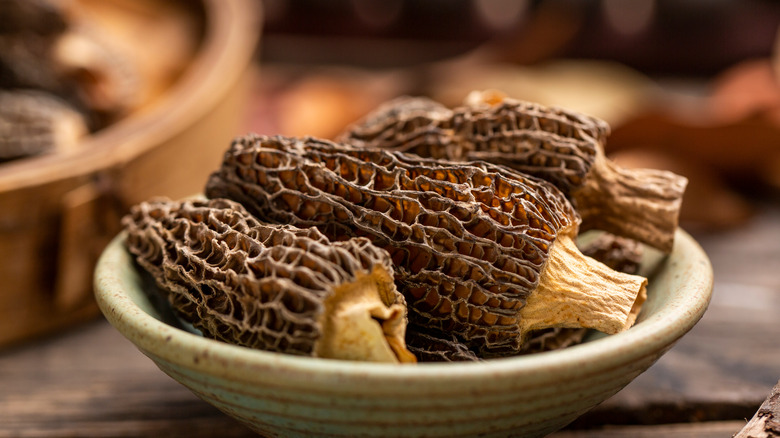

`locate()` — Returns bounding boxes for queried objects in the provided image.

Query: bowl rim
[94,228,713,387]
[0,0,260,192]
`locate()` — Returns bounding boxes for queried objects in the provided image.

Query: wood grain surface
[0,203,778,438]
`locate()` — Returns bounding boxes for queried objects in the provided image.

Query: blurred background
[2,0,780,436]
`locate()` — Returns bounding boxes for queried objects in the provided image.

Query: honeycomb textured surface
[341,95,608,196]
[340,95,686,252]
[123,197,401,357]
[206,134,580,355]
[452,99,609,195]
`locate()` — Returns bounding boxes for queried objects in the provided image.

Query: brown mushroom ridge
[205,134,646,357]
[123,197,414,363]
[339,91,687,253]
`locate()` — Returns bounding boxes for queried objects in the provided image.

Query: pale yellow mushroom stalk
[520,226,647,337]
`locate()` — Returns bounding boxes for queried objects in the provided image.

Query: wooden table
[1,201,778,438]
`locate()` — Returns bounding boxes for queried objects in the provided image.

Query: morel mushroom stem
[571,153,687,253]
[318,265,416,363]
[520,228,648,337]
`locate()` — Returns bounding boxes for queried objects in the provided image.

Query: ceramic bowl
[94,229,712,438]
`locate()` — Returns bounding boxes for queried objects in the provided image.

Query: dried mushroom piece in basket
[338,90,687,253]
[1,0,141,131]
[205,134,647,358]
[0,90,88,160]
[123,197,415,363]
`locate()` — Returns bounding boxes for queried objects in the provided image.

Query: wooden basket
[0,0,260,348]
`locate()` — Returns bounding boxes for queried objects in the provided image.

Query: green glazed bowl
[94,229,713,438]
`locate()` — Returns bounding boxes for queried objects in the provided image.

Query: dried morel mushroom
[0,90,87,160]
[205,134,647,357]
[123,197,415,363]
[409,233,645,362]
[338,91,688,253]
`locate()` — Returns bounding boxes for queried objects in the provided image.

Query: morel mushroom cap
[205,134,647,357]
[0,89,87,160]
[338,91,688,253]
[123,197,415,363]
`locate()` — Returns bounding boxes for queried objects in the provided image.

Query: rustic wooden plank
[0,320,255,438]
